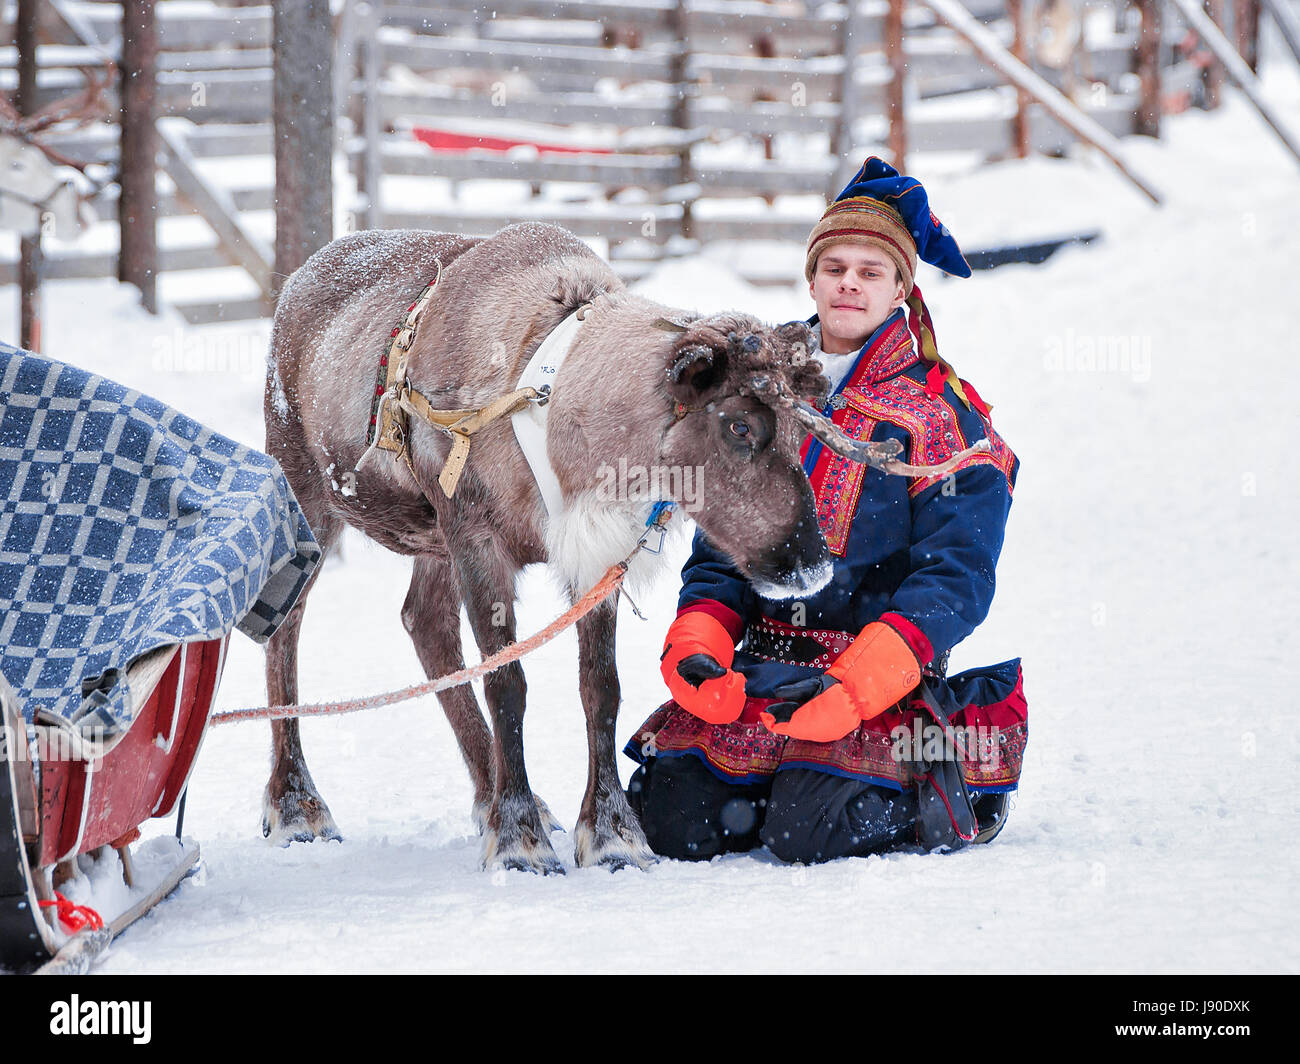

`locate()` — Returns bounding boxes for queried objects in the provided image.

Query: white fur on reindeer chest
[511,304,676,597]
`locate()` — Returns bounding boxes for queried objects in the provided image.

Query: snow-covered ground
[4,61,1299,973]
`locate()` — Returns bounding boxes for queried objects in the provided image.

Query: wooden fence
[0,0,1272,323]
[345,0,1158,253]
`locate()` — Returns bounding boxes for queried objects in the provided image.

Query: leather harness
[359,265,547,498]
[356,279,705,505]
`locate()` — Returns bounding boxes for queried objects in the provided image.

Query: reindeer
[0,62,111,239]
[262,222,931,873]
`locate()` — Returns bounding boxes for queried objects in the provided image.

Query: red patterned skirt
[624,659,1028,792]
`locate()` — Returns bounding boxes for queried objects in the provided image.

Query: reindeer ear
[666,342,728,399]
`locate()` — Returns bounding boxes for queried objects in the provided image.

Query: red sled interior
[34,636,228,868]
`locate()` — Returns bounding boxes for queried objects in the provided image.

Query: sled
[0,339,321,973]
[0,636,227,973]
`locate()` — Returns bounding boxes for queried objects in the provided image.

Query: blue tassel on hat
[834,157,972,280]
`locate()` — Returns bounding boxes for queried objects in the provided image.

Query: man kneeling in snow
[624,158,1028,862]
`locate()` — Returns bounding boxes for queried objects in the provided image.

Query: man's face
[809,244,907,355]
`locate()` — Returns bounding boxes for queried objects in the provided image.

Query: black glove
[763,674,841,724]
[674,653,728,688]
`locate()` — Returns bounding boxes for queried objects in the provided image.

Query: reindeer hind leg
[402,551,494,832]
[262,511,344,845]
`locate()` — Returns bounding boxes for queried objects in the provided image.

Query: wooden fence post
[1136,0,1163,136]
[1202,0,1226,108]
[1167,0,1300,164]
[273,0,335,306]
[1234,0,1261,70]
[358,1,382,229]
[884,0,907,171]
[918,0,1163,202]
[671,0,694,242]
[119,0,159,314]
[1008,0,1031,157]
[333,0,359,152]
[16,0,43,350]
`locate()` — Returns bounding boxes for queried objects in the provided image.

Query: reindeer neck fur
[543,291,701,598]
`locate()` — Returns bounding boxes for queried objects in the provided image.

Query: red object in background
[412,127,612,155]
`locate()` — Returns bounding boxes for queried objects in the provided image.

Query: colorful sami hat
[804,156,972,294]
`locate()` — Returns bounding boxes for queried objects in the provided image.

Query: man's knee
[762,769,917,863]
[627,756,767,861]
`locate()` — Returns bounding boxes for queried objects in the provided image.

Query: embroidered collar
[800,308,915,477]
[807,307,917,397]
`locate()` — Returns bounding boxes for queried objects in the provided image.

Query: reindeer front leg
[573,599,655,870]
[453,552,564,875]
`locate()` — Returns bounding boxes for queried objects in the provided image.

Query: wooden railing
[0,0,1261,322]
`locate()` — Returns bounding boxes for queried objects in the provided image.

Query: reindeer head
[0,135,84,239]
[656,312,836,600]
[0,62,112,240]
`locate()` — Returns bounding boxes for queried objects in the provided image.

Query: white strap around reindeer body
[510,303,592,520]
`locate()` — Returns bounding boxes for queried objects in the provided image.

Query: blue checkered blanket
[0,341,320,739]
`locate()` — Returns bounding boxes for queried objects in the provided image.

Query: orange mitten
[660,612,747,725]
[760,622,921,741]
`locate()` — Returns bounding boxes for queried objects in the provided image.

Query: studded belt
[741,615,951,679]
[739,615,856,669]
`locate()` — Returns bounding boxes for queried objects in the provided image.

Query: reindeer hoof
[598,852,659,873]
[261,790,343,846]
[494,853,567,877]
[482,813,565,874]
[484,842,567,876]
[573,820,656,872]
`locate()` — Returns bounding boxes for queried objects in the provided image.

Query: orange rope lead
[208,562,629,728]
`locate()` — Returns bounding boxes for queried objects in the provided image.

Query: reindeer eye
[729,420,750,438]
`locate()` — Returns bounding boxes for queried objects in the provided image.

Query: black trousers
[627,754,919,864]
